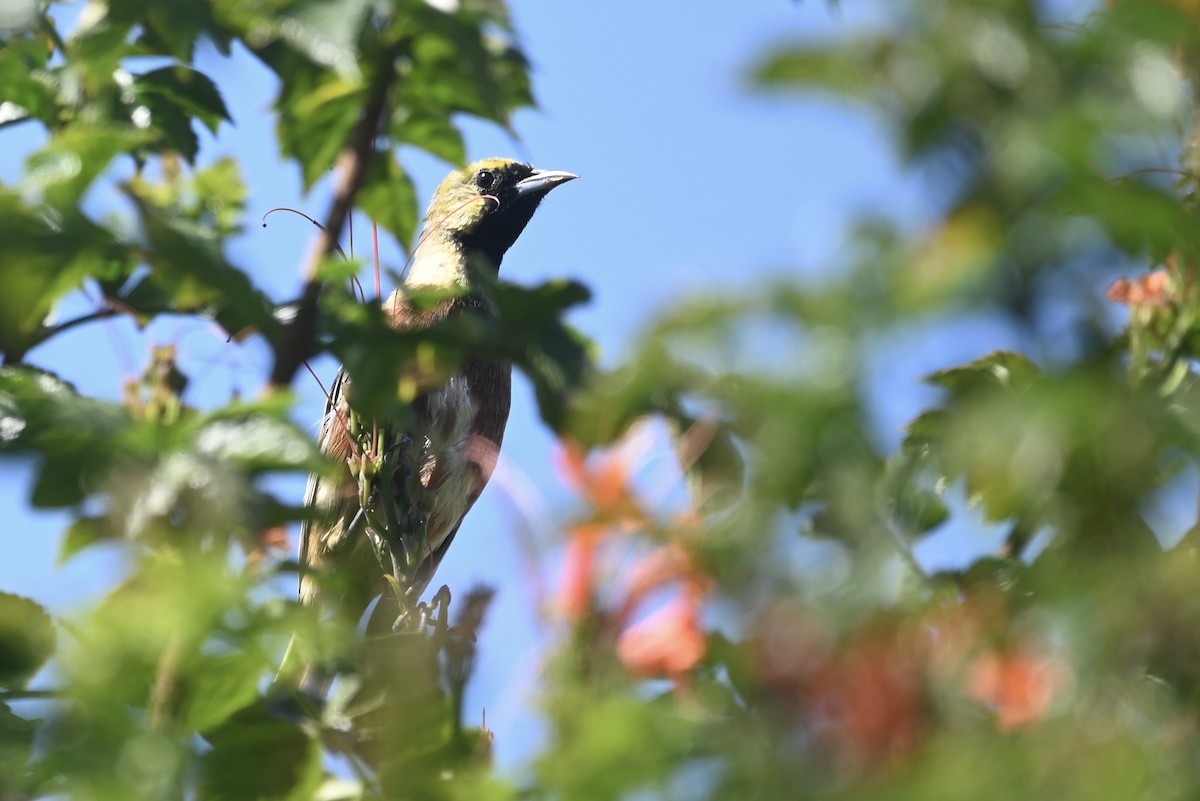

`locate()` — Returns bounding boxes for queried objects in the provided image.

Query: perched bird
[300,159,577,644]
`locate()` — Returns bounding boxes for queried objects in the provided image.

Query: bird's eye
[475,169,496,191]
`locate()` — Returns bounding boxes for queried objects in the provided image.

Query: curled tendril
[262,207,350,262]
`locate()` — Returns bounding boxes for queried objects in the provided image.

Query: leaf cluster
[9,0,1200,800]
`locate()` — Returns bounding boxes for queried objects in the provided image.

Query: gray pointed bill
[514,169,579,198]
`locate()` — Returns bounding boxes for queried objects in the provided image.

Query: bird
[298,158,577,655]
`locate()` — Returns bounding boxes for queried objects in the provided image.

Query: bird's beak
[513,169,578,199]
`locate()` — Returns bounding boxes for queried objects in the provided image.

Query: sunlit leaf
[183,653,264,732]
[0,195,132,362]
[126,186,278,343]
[25,126,150,205]
[925,351,1041,396]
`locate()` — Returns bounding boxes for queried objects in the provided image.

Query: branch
[267,48,403,390]
[0,688,58,701]
[3,307,120,366]
[37,307,121,342]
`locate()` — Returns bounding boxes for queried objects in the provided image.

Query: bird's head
[423,158,577,269]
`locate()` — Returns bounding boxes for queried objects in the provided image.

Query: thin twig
[40,307,120,339]
[267,45,404,390]
[148,637,183,731]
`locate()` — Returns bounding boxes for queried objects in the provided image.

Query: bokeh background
[2,0,1160,771]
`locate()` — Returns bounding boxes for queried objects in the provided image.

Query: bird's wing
[299,366,352,597]
[408,354,511,597]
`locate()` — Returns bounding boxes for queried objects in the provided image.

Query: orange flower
[616,592,707,682]
[968,645,1071,730]
[832,633,927,764]
[617,542,709,624]
[246,525,291,565]
[1106,269,1171,307]
[555,432,713,683]
[613,541,712,682]
[749,609,930,768]
[557,523,606,622]
[557,439,634,510]
[259,525,291,551]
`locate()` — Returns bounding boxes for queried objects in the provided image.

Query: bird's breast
[419,374,486,548]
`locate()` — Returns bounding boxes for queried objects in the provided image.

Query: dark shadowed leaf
[0,34,57,128]
[201,703,322,801]
[489,278,592,430]
[323,278,591,429]
[135,66,230,133]
[0,703,36,797]
[0,593,54,689]
[357,152,419,251]
[0,194,133,362]
[133,66,231,160]
[391,103,467,166]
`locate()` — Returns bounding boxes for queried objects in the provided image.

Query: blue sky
[0,0,1104,771]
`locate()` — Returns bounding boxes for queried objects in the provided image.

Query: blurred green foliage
[5,0,1200,798]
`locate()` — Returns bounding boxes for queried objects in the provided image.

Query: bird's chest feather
[418,374,480,540]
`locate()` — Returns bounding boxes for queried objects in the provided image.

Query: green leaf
[134,66,231,159]
[0,593,54,689]
[0,703,36,798]
[679,414,745,512]
[274,66,365,189]
[58,516,111,564]
[902,408,946,454]
[487,278,593,431]
[183,653,263,732]
[275,0,371,78]
[890,479,949,538]
[0,367,131,507]
[396,7,534,129]
[25,126,151,206]
[323,278,592,429]
[0,193,132,362]
[0,35,57,127]
[136,66,230,133]
[391,104,467,166]
[357,152,419,251]
[96,273,175,327]
[925,350,1041,395]
[193,157,249,235]
[1057,176,1200,259]
[192,413,326,474]
[107,0,223,60]
[752,40,884,97]
[566,355,707,449]
[200,703,323,801]
[883,453,945,541]
[1098,0,1200,55]
[126,187,278,343]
